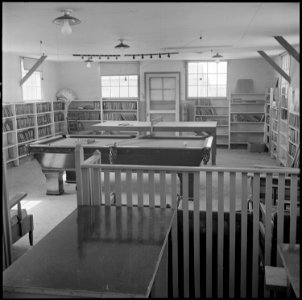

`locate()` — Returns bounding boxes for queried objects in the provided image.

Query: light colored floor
[7,148,280,261]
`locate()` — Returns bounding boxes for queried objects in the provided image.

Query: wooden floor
[7,148,280,261]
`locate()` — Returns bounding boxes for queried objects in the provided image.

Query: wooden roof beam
[20,55,47,86]
[257,50,291,84]
[274,36,300,63]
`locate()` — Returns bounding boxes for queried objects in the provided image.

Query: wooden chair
[9,192,34,245]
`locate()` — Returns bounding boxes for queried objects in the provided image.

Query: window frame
[280,52,290,95]
[100,74,140,100]
[20,57,43,102]
[186,60,228,99]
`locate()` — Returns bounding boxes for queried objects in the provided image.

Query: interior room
[2,2,300,298]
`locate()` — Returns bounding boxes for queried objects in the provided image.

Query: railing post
[75,144,84,206]
[91,150,101,205]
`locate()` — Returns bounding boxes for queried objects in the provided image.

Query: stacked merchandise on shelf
[38,126,52,138]
[3,119,14,132]
[17,128,35,143]
[54,112,65,122]
[16,117,35,129]
[37,102,51,113]
[231,114,264,122]
[37,114,51,125]
[3,106,13,117]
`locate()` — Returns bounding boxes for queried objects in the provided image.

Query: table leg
[44,171,64,195]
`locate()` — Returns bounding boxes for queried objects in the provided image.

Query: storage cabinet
[194,97,229,146]
[229,93,265,149]
[2,101,66,166]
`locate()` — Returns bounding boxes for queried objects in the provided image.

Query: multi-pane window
[21,59,42,101]
[101,75,138,98]
[187,61,227,97]
[280,53,290,94]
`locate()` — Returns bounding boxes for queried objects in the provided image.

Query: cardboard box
[247,143,266,152]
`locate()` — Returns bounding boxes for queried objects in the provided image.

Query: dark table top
[30,134,210,149]
[3,205,175,298]
[277,243,300,298]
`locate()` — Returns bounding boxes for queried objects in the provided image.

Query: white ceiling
[2,2,300,62]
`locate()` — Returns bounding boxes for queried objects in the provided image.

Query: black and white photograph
[2,2,300,298]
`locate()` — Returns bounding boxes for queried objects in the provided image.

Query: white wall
[2,52,22,102]
[56,62,101,100]
[227,58,275,97]
[3,54,290,121]
[2,52,60,103]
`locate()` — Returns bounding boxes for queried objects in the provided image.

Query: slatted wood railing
[75,145,300,298]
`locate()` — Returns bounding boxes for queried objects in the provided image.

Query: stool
[265,266,289,297]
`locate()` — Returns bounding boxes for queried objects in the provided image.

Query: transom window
[21,58,42,101]
[101,75,138,98]
[187,61,227,97]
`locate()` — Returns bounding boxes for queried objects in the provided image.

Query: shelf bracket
[274,36,300,63]
[257,51,291,84]
[20,55,47,86]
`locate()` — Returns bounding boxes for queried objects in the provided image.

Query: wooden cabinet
[2,101,66,166]
[229,93,265,149]
[194,97,229,147]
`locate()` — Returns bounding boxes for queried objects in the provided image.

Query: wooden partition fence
[75,145,300,298]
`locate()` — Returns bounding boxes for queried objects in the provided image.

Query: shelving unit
[2,101,66,166]
[266,85,300,167]
[67,100,101,133]
[102,99,138,121]
[263,88,272,151]
[229,93,265,149]
[270,87,279,159]
[194,97,229,147]
[287,87,300,167]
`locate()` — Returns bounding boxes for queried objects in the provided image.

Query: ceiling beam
[274,36,299,63]
[257,50,291,84]
[20,55,47,86]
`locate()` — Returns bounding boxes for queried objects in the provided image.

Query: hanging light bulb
[53,9,81,36]
[85,57,93,68]
[212,52,223,63]
[61,20,72,35]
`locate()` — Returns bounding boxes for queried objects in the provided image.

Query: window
[187,61,227,97]
[21,58,42,101]
[101,75,138,98]
[280,53,290,94]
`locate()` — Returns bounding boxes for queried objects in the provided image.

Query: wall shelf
[194,97,229,147]
[2,101,66,166]
[229,93,265,149]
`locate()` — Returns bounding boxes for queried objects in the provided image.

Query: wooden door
[145,72,180,123]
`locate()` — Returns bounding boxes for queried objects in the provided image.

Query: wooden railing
[75,145,300,298]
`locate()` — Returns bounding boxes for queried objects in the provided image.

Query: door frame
[144,72,181,122]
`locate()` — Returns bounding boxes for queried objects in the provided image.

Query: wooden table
[277,243,300,298]
[93,121,217,165]
[3,205,175,298]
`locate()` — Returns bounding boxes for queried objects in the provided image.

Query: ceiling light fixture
[212,52,223,63]
[114,39,130,50]
[124,52,178,60]
[85,57,93,68]
[53,9,81,36]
